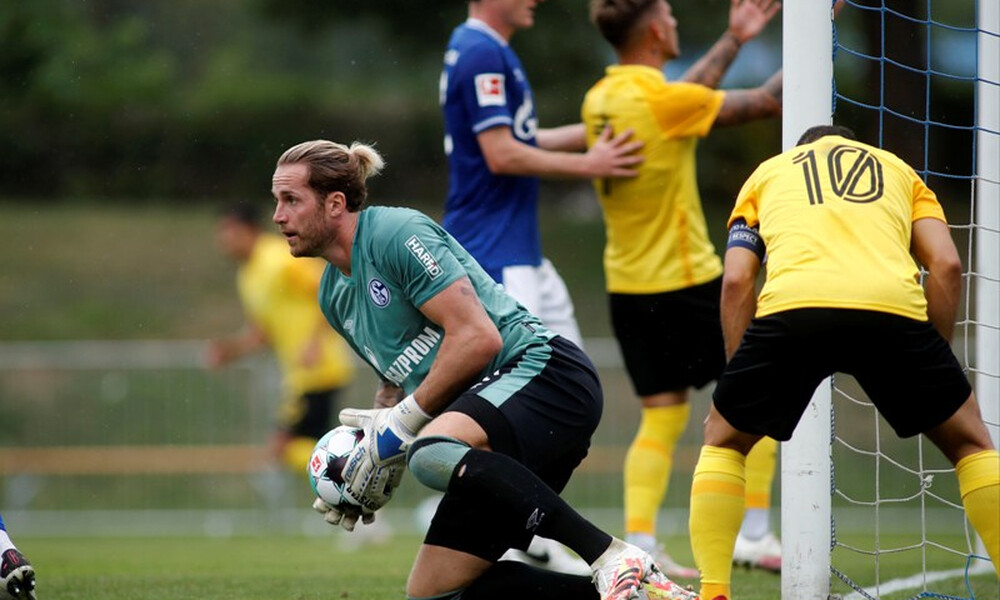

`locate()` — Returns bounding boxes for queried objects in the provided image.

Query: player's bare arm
[681,0,780,88]
[477,125,642,179]
[205,324,268,368]
[720,247,761,360]
[409,277,503,414]
[714,71,782,127]
[536,123,587,152]
[911,217,963,342]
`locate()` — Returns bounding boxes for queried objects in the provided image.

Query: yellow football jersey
[731,135,946,320]
[582,65,725,293]
[237,234,354,395]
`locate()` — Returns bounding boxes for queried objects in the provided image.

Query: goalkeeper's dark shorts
[713,308,972,441]
[423,335,603,561]
[609,276,726,396]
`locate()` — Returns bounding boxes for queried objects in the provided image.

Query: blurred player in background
[275,139,699,600]
[0,513,34,600]
[206,202,355,473]
[690,125,1000,599]
[439,0,643,573]
[584,0,783,577]
[440,0,644,349]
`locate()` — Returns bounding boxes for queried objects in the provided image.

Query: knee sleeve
[407,436,471,492]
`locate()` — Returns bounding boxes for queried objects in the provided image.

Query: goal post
[975,0,1000,565]
[781,0,998,596]
[780,2,835,599]
[976,0,999,452]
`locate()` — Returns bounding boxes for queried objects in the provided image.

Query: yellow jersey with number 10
[730,135,947,320]
[582,65,725,294]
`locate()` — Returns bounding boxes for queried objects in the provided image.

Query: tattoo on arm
[681,32,741,88]
[714,72,782,127]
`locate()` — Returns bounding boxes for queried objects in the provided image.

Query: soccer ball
[307,425,364,508]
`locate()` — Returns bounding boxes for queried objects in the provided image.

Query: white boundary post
[976,0,999,451]
[781,1,834,598]
[975,1,1000,569]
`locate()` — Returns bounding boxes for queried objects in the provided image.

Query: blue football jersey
[440,19,543,282]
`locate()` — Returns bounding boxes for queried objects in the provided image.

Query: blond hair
[277,140,385,211]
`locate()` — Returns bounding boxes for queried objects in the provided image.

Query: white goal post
[780,2,834,599]
[976,0,999,453]
[781,1,1000,598]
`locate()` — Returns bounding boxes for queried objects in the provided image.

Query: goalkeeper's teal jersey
[318,206,554,395]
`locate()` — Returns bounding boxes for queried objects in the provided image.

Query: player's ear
[648,12,666,43]
[324,190,348,216]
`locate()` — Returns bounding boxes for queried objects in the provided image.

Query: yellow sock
[690,445,746,600]
[744,436,778,511]
[956,449,1000,577]
[625,403,691,535]
[283,436,318,475]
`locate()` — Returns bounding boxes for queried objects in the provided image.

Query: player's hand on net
[311,497,375,532]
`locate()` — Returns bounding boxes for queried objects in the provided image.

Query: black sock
[449,448,612,564]
[459,560,598,600]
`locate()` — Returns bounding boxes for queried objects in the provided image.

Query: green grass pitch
[19,534,996,599]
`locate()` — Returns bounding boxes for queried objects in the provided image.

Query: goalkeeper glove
[338,394,432,511]
[311,497,375,532]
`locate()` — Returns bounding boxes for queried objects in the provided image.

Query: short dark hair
[220,201,262,227]
[590,0,659,49]
[796,125,858,146]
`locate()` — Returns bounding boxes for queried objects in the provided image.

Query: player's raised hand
[728,0,781,45]
[585,126,644,178]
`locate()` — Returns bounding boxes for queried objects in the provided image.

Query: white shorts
[500,258,583,349]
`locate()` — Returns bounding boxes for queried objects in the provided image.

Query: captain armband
[726,218,766,261]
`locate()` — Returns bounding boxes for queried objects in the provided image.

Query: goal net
[783,1,999,598]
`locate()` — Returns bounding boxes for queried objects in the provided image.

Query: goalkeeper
[271,139,698,600]
[689,125,1000,600]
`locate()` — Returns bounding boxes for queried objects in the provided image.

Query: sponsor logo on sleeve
[475,73,506,107]
[405,235,444,279]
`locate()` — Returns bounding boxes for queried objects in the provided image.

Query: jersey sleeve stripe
[472,115,514,134]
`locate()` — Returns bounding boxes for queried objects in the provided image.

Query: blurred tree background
[0,0,979,340]
[0,0,783,205]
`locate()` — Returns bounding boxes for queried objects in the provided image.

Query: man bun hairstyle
[590,0,659,49]
[277,140,385,212]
